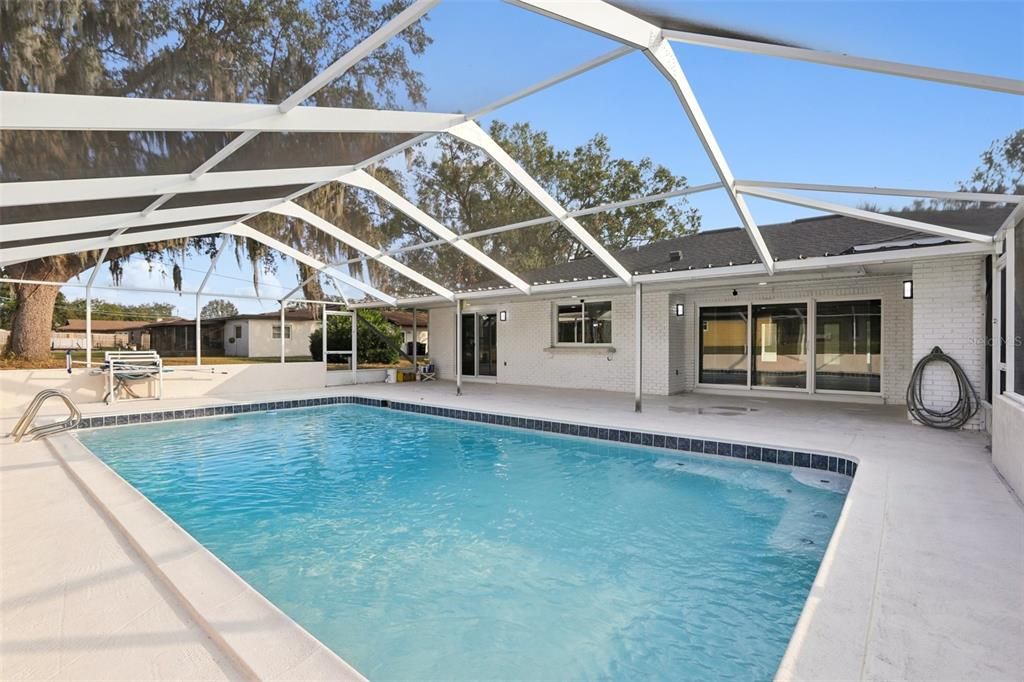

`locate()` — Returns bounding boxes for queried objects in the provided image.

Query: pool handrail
[10,389,83,443]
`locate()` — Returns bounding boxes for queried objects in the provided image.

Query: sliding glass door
[698,299,881,394]
[752,303,808,389]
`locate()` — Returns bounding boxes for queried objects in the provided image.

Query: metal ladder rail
[9,389,83,443]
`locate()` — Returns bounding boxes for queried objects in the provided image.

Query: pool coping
[63,392,863,680]
[48,433,366,682]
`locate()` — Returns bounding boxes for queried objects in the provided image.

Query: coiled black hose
[906,346,980,429]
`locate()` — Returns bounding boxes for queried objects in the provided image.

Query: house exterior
[53,319,154,350]
[381,310,428,354]
[222,310,319,358]
[426,207,1014,430]
[146,310,318,358]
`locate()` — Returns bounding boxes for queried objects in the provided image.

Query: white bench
[98,351,166,404]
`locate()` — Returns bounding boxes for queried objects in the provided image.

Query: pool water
[81,405,845,681]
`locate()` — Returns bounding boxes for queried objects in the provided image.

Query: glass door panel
[461,313,476,376]
[753,303,807,388]
[815,300,881,392]
[699,306,749,385]
[477,313,498,377]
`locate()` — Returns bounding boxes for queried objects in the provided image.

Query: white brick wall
[424,266,984,419]
[911,256,988,430]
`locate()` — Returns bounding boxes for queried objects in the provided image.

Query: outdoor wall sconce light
[903,280,913,299]
[675,303,685,317]
[499,310,508,322]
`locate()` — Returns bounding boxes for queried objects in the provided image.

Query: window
[234,325,242,339]
[752,303,807,389]
[555,300,612,344]
[815,300,881,392]
[272,325,291,339]
[699,306,748,385]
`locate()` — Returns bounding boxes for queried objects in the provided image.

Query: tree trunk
[9,284,60,360]
[6,257,84,359]
[298,262,327,306]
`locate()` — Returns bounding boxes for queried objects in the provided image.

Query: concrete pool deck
[2,382,1022,680]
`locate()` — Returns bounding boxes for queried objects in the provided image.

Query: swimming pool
[80,403,846,681]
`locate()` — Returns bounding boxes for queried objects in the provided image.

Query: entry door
[461,313,497,377]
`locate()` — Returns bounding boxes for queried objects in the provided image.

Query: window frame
[695,295,884,397]
[272,324,292,340]
[551,299,614,347]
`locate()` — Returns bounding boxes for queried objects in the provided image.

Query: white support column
[322,305,328,372]
[992,246,1004,399]
[194,296,202,366]
[1006,227,1016,394]
[448,121,635,285]
[635,283,643,413]
[456,301,463,397]
[84,247,110,368]
[351,310,358,377]
[411,308,418,371]
[194,236,229,367]
[280,303,286,364]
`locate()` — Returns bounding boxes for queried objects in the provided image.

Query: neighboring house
[53,319,154,350]
[381,310,428,354]
[222,310,319,358]
[146,310,318,358]
[425,206,1013,431]
[145,318,224,356]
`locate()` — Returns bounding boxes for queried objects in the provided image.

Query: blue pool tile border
[76,395,857,478]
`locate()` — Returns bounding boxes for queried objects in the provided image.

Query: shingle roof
[58,318,159,332]
[489,206,1013,288]
[381,310,428,327]
[144,309,316,328]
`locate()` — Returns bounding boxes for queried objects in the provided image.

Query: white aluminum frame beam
[0,275,341,306]
[223,223,396,305]
[0,219,240,265]
[448,120,635,284]
[339,169,532,293]
[332,181,725,266]
[0,166,355,207]
[995,202,1024,241]
[2,198,286,242]
[508,0,774,274]
[0,91,464,133]
[735,185,995,243]
[735,180,1024,206]
[663,30,1024,96]
[235,44,639,250]
[271,201,456,301]
[278,0,441,112]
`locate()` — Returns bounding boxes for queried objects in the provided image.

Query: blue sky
[69,0,1024,316]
